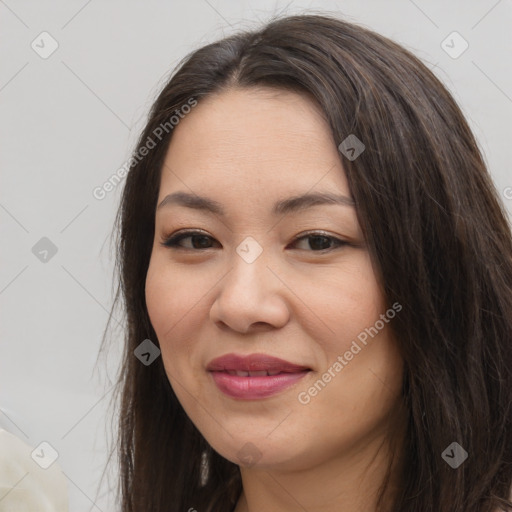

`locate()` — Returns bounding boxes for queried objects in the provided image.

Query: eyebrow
[157,190,355,216]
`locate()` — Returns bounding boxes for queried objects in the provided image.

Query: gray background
[1,1,511,510]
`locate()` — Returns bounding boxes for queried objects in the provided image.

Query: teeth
[224,370,283,377]
[249,370,268,377]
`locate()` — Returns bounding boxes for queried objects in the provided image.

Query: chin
[205,434,308,471]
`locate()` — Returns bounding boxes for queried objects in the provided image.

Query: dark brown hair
[102,13,512,512]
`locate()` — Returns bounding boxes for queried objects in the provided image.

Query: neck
[233,416,406,512]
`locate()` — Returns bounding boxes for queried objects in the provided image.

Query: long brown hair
[102,13,512,512]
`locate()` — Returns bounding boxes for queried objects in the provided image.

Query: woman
[106,13,512,512]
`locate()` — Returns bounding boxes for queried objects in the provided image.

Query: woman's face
[145,87,404,471]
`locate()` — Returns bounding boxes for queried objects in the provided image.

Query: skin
[145,87,406,512]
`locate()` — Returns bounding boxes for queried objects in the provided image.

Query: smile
[206,353,311,399]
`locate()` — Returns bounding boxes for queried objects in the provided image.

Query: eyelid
[160,229,219,250]
[289,230,348,251]
[160,229,349,252]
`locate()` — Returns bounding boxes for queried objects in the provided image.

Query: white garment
[0,428,68,511]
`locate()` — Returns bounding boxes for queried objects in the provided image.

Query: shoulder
[0,428,69,512]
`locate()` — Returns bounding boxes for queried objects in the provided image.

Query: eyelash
[160,230,349,253]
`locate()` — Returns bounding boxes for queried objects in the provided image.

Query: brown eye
[161,231,220,250]
[160,230,348,252]
[290,233,348,252]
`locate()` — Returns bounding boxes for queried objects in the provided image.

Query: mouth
[206,353,311,399]
[206,353,311,373]
[221,369,294,377]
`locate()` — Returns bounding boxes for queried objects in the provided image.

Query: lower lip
[209,371,310,399]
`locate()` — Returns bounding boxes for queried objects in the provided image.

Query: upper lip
[206,353,310,373]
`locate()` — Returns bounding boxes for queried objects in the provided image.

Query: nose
[209,251,290,334]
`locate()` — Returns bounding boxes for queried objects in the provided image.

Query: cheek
[322,328,404,427]
[145,254,200,336]
[145,254,218,378]
[144,257,196,368]
[145,259,203,404]
[288,253,385,353]
[145,263,175,335]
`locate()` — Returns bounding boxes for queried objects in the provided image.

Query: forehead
[159,87,351,204]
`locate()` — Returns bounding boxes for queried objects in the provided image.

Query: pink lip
[206,353,311,400]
